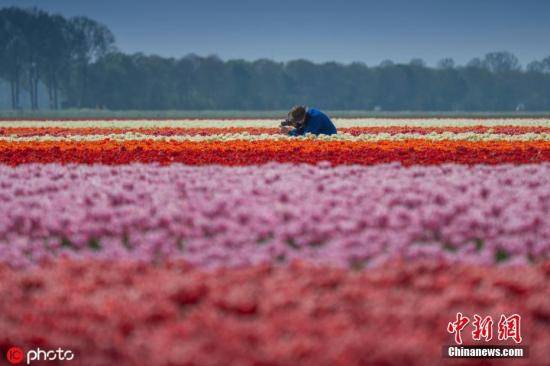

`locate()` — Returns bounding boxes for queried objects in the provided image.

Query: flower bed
[1,117,549,365]
[1,260,548,366]
[2,132,550,142]
[1,140,550,166]
[2,117,550,128]
[1,163,548,268]
[2,125,550,136]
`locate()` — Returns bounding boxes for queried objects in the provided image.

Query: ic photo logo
[5,346,74,365]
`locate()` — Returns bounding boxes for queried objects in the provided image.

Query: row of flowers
[1,260,548,365]
[1,118,549,128]
[1,163,548,268]
[2,132,550,142]
[3,126,550,136]
[1,140,549,166]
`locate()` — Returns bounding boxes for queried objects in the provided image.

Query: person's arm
[289,126,307,136]
[280,126,294,135]
[288,128,298,136]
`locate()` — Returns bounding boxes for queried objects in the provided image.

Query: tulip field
[1,117,550,365]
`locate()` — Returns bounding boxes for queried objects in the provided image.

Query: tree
[482,51,520,73]
[466,57,483,68]
[3,7,550,112]
[250,59,286,109]
[0,7,30,109]
[284,59,319,106]
[409,58,426,67]
[527,56,550,74]
[66,16,116,107]
[23,8,50,110]
[40,14,72,109]
[542,56,550,73]
[437,58,455,69]
[527,61,544,73]
[226,59,255,109]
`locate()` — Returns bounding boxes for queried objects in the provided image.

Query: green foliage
[495,249,510,263]
[0,6,115,110]
[1,7,550,111]
[77,53,550,111]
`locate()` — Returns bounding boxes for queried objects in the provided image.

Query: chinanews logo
[443,313,528,359]
[5,346,74,365]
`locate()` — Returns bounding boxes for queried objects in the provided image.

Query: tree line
[1,7,550,111]
[0,7,115,110]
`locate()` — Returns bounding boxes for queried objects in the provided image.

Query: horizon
[1,0,549,66]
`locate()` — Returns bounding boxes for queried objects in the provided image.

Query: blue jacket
[288,108,337,136]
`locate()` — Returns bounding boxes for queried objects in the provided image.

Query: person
[280,106,337,136]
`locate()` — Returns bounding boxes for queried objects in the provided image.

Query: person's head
[287,105,307,126]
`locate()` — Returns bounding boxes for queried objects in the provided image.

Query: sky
[1,0,549,66]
